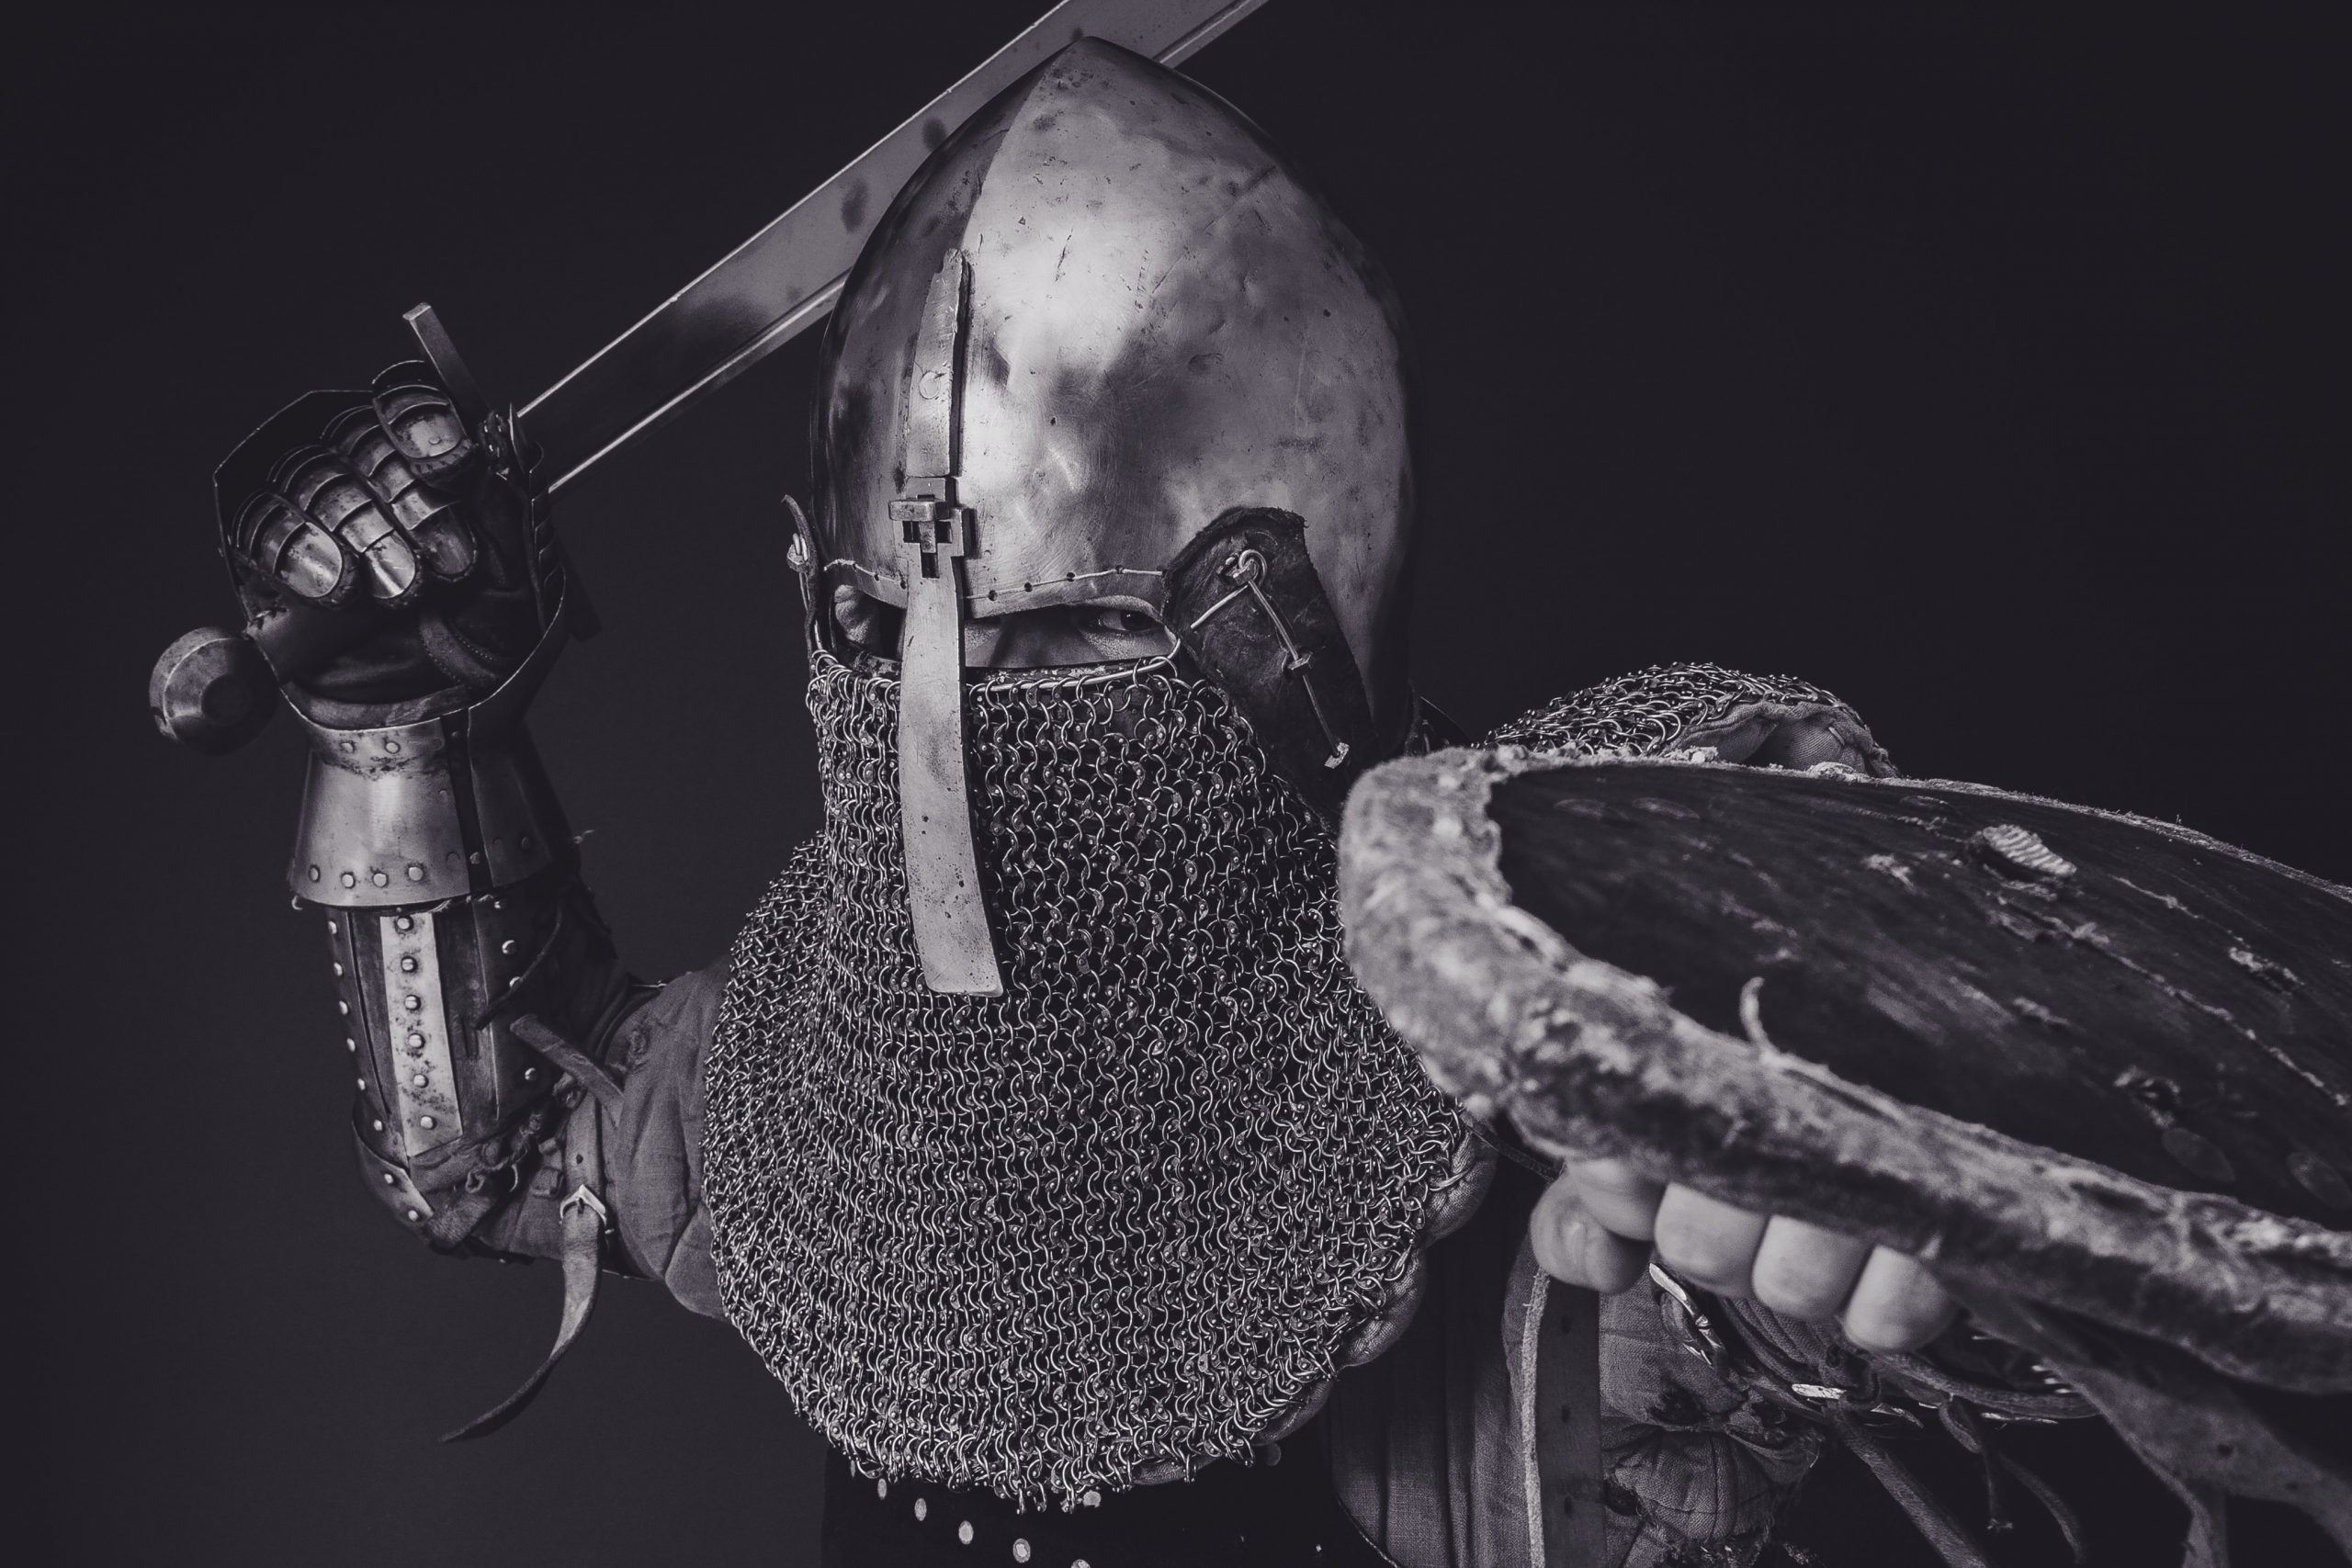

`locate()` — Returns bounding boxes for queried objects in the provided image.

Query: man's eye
[1075,606,1161,638]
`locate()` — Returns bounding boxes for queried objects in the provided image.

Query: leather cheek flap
[1163,507,1379,820]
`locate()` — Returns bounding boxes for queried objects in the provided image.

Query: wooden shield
[1338,749,2352,1393]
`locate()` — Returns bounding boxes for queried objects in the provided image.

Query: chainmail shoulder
[702,653,1469,1506]
[1487,661,1893,771]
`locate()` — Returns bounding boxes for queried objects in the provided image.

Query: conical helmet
[806,37,1417,992]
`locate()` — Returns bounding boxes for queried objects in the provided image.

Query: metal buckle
[559,1182,610,1231]
[1648,1262,1729,1372]
[1184,548,1351,769]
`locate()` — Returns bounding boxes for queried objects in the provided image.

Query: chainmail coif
[704,649,1467,1506]
[1488,660,1891,771]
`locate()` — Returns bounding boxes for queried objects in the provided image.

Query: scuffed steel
[814,39,1416,724]
[1337,747,2352,1393]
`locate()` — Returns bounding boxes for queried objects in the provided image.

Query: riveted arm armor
[296,599,632,1254]
[211,363,640,1261]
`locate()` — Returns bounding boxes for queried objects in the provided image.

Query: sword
[151,0,1272,752]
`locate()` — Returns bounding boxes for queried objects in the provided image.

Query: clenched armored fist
[230,367,483,610]
[218,362,560,719]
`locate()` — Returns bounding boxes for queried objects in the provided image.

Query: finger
[326,406,477,583]
[1842,1248,1961,1351]
[231,488,353,604]
[1531,1178,1651,1294]
[1651,1185,1770,1296]
[1561,1157,1668,1241]
[273,446,422,606]
[1749,1216,1873,1321]
[374,373,477,483]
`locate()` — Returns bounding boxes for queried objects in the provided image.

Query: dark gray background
[17,3,2345,1562]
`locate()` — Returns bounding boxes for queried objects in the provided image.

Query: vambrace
[294,611,628,1254]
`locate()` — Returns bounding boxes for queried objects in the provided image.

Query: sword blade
[522,0,1272,492]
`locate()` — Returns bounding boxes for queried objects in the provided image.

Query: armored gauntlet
[220,365,629,1254]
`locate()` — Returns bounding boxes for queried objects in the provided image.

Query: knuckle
[1749,1223,1865,1318]
[1751,1262,1846,1320]
[234,489,352,604]
[317,478,390,541]
[229,489,286,555]
[1654,1232,1743,1289]
[267,446,337,508]
[323,400,482,585]
[1570,1156,1641,1191]
[1842,1255,1951,1350]
[357,530,424,605]
[407,507,479,581]
[374,382,475,479]
[1577,1191,1660,1242]
[330,406,419,495]
[1652,1195,1763,1287]
[1572,1158,1664,1211]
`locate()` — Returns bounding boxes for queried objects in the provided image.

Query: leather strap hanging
[441,1016,616,1442]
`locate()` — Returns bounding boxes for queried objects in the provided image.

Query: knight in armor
[184,39,2201,1568]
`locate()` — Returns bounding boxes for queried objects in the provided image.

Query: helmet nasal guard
[806,39,1419,992]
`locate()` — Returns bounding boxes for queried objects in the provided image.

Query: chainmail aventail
[705,651,1467,1506]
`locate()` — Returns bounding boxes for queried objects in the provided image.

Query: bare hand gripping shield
[1340,743,2352,1547]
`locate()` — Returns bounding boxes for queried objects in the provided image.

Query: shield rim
[1337,746,2352,1393]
